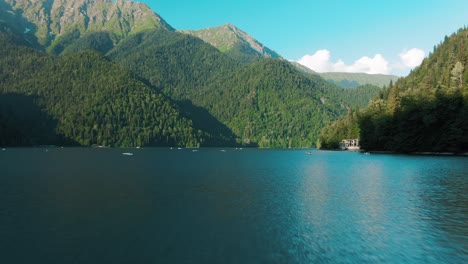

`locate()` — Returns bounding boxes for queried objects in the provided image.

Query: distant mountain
[289,62,398,88]
[181,23,281,63]
[0,0,173,48]
[319,72,399,88]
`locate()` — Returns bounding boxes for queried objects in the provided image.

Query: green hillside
[0,29,202,147]
[319,27,468,153]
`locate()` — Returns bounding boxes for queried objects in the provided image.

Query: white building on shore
[340,139,360,151]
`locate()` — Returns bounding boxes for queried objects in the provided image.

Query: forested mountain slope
[0,29,202,147]
[319,27,468,153]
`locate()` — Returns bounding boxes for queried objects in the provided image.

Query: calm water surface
[0,148,467,263]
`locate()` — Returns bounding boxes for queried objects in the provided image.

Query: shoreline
[367,150,468,156]
[2,146,468,156]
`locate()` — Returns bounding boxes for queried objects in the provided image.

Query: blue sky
[143,0,467,76]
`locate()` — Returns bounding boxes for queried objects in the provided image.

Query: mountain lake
[0,148,466,263]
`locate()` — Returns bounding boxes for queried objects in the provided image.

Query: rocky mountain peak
[182,23,281,60]
[223,22,236,29]
[2,0,174,46]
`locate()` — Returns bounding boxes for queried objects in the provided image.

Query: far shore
[367,150,468,156]
[317,148,468,156]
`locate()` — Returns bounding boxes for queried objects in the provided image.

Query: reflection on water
[415,163,468,255]
[0,148,467,263]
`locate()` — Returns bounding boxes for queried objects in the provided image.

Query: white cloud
[399,48,425,68]
[297,50,390,75]
[297,49,333,72]
[297,48,426,76]
[344,54,390,74]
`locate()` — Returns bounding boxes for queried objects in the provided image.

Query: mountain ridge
[1,0,173,47]
[319,72,399,88]
[291,61,398,88]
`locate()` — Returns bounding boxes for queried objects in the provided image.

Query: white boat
[122,152,134,156]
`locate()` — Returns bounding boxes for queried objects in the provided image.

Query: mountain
[181,23,282,63]
[0,27,202,147]
[318,27,468,153]
[0,0,382,148]
[318,72,399,88]
[0,0,173,48]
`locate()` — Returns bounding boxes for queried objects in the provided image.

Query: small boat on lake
[306,151,313,155]
[122,152,134,156]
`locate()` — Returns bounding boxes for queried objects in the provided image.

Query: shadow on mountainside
[176,100,245,147]
[0,93,78,147]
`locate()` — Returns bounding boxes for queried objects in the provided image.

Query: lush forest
[318,27,468,153]
[0,30,203,147]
